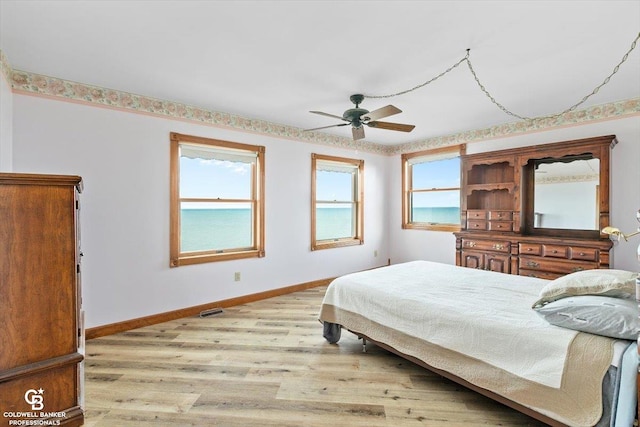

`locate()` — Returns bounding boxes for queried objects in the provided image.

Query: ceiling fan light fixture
[306,94,415,141]
[352,126,365,141]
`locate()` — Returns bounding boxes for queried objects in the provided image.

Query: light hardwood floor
[84,286,546,426]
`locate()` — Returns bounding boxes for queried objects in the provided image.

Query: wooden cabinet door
[461,250,484,270]
[485,254,510,274]
[461,250,510,274]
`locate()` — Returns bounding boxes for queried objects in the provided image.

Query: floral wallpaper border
[536,174,599,184]
[6,67,384,154]
[1,50,638,156]
[392,99,640,156]
[0,50,12,85]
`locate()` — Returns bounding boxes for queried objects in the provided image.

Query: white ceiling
[1,0,639,146]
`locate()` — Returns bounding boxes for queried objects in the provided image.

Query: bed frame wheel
[359,336,367,353]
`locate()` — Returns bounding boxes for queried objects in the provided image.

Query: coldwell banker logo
[24,389,44,411]
[2,388,66,426]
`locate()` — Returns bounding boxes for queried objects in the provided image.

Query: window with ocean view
[402,144,465,232]
[311,154,363,250]
[170,132,265,266]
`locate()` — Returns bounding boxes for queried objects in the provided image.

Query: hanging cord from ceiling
[364,32,640,122]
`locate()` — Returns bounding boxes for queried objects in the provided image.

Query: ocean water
[181,209,252,252]
[315,207,353,241]
[180,208,355,252]
[181,206,460,252]
[411,207,460,224]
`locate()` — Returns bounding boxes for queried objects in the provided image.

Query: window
[170,132,265,266]
[402,144,465,231]
[311,153,364,250]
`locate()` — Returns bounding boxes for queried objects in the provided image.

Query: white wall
[12,94,389,328]
[389,115,640,272]
[12,92,640,329]
[0,69,12,171]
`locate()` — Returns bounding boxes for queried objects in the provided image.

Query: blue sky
[411,157,460,207]
[180,157,251,200]
[316,170,353,201]
[180,157,357,205]
[180,156,460,208]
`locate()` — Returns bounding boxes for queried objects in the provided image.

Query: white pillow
[532,269,638,309]
[533,295,639,340]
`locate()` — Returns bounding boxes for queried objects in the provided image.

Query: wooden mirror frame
[519,135,614,239]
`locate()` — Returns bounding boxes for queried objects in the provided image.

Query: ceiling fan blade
[367,121,415,133]
[361,105,401,122]
[352,126,365,140]
[310,111,348,121]
[304,123,350,132]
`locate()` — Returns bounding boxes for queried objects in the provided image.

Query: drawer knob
[467,241,476,248]
[492,244,504,250]
[526,261,540,268]
[526,248,533,251]
[497,224,502,228]
[552,250,557,253]
[579,252,586,256]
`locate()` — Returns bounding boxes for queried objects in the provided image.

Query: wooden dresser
[455,135,614,277]
[456,232,612,278]
[0,173,84,426]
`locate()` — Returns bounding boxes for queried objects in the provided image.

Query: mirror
[520,136,612,239]
[533,157,600,230]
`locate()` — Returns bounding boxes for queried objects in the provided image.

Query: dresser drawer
[467,219,487,230]
[467,210,487,220]
[518,269,564,280]
[519,256,595,274]
[542,244,569,258]
[487,221,513,232]
[519,243,542,256]
[488,210,513,221]
[462,239,510,253]
[569,246,598,261]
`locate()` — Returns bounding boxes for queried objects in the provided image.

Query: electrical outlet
[374,250,378,257]
[234,272,241,281]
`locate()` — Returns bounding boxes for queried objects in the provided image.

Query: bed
[319,261,639,427]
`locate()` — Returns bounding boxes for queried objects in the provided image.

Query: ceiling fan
[305,94,415,140]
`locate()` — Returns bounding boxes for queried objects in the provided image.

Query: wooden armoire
[0,173,84,426]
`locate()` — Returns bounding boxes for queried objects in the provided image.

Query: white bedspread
[322,260,579,388]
